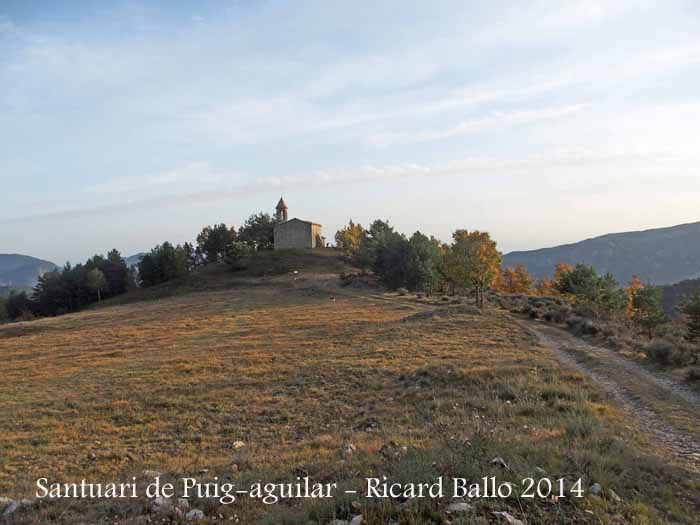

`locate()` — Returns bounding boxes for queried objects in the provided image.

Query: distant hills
[0,254,58,289]
[124,253,145,268]
[503,221,700,286]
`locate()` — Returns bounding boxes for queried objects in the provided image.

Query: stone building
[273,197,324,250]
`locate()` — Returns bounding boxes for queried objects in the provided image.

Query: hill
[660,277,700,316]
[503,221,700,285]
[1,251,699,523]
[0,253,57,289]
[124,253,145,268]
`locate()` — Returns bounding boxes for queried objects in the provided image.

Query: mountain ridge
[502,221,700,286]
[0,254,58,289]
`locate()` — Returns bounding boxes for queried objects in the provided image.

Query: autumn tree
[553,263,574,294]
[335,220,366,257]
[625,275,644,318]
[534,277,557,296]
[444,230,501,308]
[497,265,535,294]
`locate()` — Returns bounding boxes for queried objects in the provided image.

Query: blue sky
[2,1,700,264]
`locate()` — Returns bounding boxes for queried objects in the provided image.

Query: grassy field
[1,253,699,523]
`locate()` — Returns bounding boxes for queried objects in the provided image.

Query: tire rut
[521,319,700,474]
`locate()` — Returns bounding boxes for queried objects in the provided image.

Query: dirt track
[523,319,700,474]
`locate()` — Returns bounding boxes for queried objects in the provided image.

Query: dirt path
[522,318,700,474]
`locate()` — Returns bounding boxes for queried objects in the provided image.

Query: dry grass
[1,253,699,523]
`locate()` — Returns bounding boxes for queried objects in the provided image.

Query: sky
[1,0,700,265]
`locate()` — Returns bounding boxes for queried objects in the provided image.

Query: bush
[644,340,681,366]
[685,367,700,383]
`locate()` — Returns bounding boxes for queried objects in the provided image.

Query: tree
[406,232,443,294]
[357,219,403,271]
[534,277,557,296]
[335,220,366,257]
[625,275,644,319]
[5,291,35,320]
[101,249,130,297]
[87,268,108,302]
[556,264,625,317]
[631,286,668,339]
[225,241,256,270]
[553,263,574,293]
[497,265,535,294]
[681,293,700,343]
[196,223,237,263]
[0,297,7,323]
[444,230,501,308]
[137,242,191,287]
[237,213,276,250]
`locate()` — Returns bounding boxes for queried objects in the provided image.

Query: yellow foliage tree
[334,220,365,256]
[534,277,557,296]
[444,230,501,308]
[625,274,644,318]
[496,265,535,294]
[553,263,574,293]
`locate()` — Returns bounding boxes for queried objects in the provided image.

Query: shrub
[644,340,677,366]
[685,367,700,383]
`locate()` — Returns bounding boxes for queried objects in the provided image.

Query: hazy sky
[2,1,700,264]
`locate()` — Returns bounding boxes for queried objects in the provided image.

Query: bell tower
[275,197,288,222]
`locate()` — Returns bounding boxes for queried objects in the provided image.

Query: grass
[1,253,699,523]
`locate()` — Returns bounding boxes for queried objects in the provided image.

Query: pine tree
[681,293,700,342]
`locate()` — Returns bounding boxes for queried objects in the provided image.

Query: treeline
[1,250,131,321]
[496,262,700,371]
[136,213,274,287]
[335,219,501,307]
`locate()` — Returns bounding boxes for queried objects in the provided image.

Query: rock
[608,489,622,502]
[186,508,205,521]
[148,496,173,513]
[232,441,246,450]
[349,515,363,525]
[199,469,209,475]
[2,499,33,517]
[589,483,603,496]
[87,452,97,461]
[0,497,12,509]
[492,511,524,525]
[446,502,472,513]
[351,500,362,510]
[533,466,547,476]
[177,498,190,509]
[2,501,20,517]
[329,520,348,525]
[143,470,162,478]
[491,457,509,469]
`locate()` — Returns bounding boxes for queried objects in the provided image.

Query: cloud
[369,104,588,146]
[3,146,692,225]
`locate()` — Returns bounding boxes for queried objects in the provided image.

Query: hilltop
[1,250,699,523]
[503,221,700,285]
[0,254,57,289]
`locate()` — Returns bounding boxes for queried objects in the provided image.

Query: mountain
[0,254,58,289]
[502,221,700,286]
[660,278,700,316]
[124,253,145,268]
